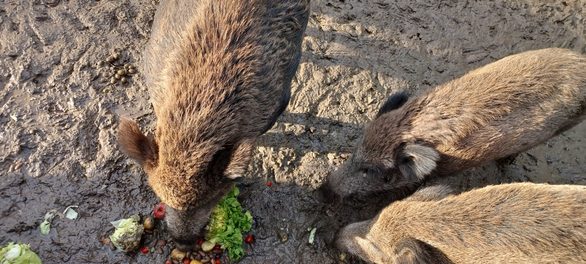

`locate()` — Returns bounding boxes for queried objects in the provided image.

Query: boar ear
[206,145,236,178]
[393,237,454,264]
[225,139,255,179]
[397,144,439,181]
[376,91,409,118]
[118,117,158,166]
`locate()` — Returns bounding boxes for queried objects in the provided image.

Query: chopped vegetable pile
[204,186,253,260]
[109,214,144,252]
[0,243,42,264]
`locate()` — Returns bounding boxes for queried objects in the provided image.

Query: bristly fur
[322,48,586,204]
[337,183,586,264]
[118,0,310,248]
[364,48,586,173]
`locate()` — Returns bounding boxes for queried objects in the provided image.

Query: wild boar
[117,0,310,250]
[337,183,586,264]
[320,48,586,205]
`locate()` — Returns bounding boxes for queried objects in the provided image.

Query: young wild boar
[337,183,586,264]
[320,48,586,205]
[117,0,309,250]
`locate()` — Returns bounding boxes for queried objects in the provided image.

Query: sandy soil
[1,0,585,263]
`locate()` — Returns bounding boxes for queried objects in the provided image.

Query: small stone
[112,53,120,60]
[110,77,117,84]
[121,77,128,84]
[114,73,121,79]
[277,229,288,242]
[128,68,137,74]
[117,69,126,76]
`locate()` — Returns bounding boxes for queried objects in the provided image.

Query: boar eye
[384,174,395,183]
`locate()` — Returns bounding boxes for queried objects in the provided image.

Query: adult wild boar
[337,183,586,264]
[320,48,586,205]
[118,0,310,250]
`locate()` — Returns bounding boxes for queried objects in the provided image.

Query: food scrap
[308,227,317,245]
[0,243,42,264]
[109,214,144,252]
[244,234,254,244]
[39,210,57,235]
[143,216,155,231]
[63,206,79,220]
[204,186,253,260]
[153,203,166,220]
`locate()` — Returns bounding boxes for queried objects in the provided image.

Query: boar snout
[165,199,219,251]
[317,180,341,204]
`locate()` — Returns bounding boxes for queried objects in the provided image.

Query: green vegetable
[39,210,57,235]
[109,215,144,252]
[0,243,42,264]
[205,186,253,260]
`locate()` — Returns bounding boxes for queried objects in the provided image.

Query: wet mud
[1,0,585,263]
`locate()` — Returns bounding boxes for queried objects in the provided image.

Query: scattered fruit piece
[244,234,254,244]
[154,203,166,220]
[143,216,155,231]
[214,259,221,264]
[153,203,166,219]
[201,241,214,252]
[165,260,172,264]
[190,260,202,264]
[170,248,187,261]
[265,181,273,187]
[196,239,204,246]
[182,257,191,264]
[140,246,149,254]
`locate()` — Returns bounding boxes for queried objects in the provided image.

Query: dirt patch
[1,0,585,263]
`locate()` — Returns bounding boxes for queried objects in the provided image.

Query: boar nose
[173,237,196,251]
[317,183,340,204]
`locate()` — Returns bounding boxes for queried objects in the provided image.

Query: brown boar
[118,0,310,250]
[320,48,586,206]
[337,183,586,264]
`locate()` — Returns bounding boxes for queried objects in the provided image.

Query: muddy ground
[1,0,586,263]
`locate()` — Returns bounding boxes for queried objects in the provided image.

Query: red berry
[182,258,191,264]
[265,181,273,187]
[140,246,149,254]
[153,202,166,220]
[213,244,222,251]
[244,234,255,244]
[196,238,204,246]
[214,259,221,264]
[165,260,172,264]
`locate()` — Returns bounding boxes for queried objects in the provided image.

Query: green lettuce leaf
[205,186,253,260]
[0,243,42,264]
